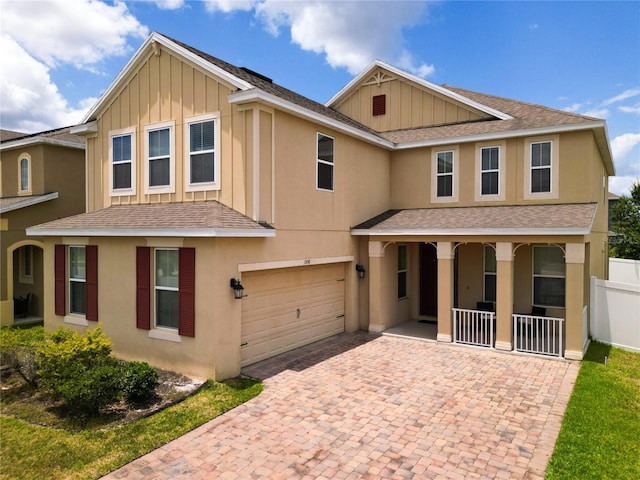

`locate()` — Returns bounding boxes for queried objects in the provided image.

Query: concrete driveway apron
[104,332,578,480]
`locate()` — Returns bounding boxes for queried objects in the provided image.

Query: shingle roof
[0,193,59,214]
[352,203,597,235]
[0,129,28,142]
[0,126,85,147]
[380,86,602,144]
[27,201,274,237]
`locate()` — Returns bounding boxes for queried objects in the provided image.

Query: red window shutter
[373,94,386,116]
[178,247,195,337]
[85,245,98,321]
[54,244,66,316]
[136,247,151,330]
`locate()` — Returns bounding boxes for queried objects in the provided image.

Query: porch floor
[382,319,438,342]
[13,315,43,326]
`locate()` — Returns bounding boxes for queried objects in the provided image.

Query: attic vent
[373,94,386,116]
[240,67,273,83]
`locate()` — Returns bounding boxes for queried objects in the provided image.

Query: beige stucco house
[1,128,85,325]
[28,32,613,380]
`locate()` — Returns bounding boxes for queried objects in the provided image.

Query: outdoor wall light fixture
[230,278,245,299]
[355,264,366,279]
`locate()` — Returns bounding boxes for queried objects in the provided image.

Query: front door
[420,243,438,317]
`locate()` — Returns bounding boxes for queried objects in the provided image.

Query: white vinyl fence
[609,258,640,285]
[590,276,640,352]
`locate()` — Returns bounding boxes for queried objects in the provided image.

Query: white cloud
[563,103,584,113]
[609,176,639,197]
[619,103,640,115]
[250,1,433,76]
[602,88,640,106]
[154,0,186,10]
[582,108,609,119]
[204,0,253,13]
[0,35,91,132]
[0,0,148,132]
[612,133,640,160]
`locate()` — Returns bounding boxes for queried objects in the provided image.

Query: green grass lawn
[546,341,640,480]
[0,377,262,480]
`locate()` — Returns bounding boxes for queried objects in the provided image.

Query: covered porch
[353,204,597,360]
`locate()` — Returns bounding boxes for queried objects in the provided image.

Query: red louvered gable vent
[373,94,386,116]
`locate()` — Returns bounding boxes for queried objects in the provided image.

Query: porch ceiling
[352,203,597,236]
[26,201,275,238]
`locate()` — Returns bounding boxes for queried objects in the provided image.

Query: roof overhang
[326,60,513,121]
[26,227,275,238]
[352,227,592,236]
[229,88,394,149]
[0,136,84,151]
[0,192,59,214]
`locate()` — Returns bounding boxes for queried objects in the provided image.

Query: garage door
[241,263,345,366]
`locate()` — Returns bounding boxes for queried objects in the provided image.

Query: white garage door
[241,263,345,366]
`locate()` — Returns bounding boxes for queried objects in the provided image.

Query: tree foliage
[610,182,640,260]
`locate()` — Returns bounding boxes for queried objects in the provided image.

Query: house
[1,127,85,325]
[28,32,613,380]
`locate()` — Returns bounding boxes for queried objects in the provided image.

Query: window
[19,157,29,192]
[398,245,407,299]
[436,151,454,198]
[55,245,98,321]
[533,246,565,308]
[136,247,195,337]
[155,249,179,329]
[19,245,33,284]
[531,141,551,193]
[144,121,175,194]
[69,246,86,315]
[481,147,500,196]
[483,245,496,303]
[110,128,136,195]
[185,114,220,191]
[317,133,334,191]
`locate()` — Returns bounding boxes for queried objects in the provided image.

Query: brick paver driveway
[104,332,578,479]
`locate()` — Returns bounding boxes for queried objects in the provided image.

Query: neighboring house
[28,32,613,380]
[1,127,85,325]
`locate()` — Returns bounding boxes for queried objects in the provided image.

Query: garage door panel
[241,264,345,366]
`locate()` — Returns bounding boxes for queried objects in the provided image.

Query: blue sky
[1,0,638,195]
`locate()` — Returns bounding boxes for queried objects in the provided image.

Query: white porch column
[495,242,514,351]
[368,241,386,332]
[437,242,454,343]
[565,243,586,360]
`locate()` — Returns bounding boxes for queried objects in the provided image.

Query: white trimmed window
[481,147,500,196]
[483,245,496,303]
[155,249,179,329]
[533,246,565,308]
[185,113,220,192]
[144,121,175,194]
[316,133,334,191]
[19,156,30,193]
[431,147,458,203]
[109,127,136,196]
[19,245,33,284]
[397,245,407,299]
[524,136,559,200]
[69,246,86,315]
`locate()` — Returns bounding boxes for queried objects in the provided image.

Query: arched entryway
[7,240,44,324]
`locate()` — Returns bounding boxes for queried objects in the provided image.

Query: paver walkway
[104,332,579,479]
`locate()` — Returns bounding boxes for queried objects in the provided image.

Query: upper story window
[109,127,136,196]
[524,135,559,200]
[436,151,454,197]
[531,142,551,193]
[19,156,30,193]
[144,121,175,195]
[481,147,500,195]
[317,133,334,191]
[185,113,220,192]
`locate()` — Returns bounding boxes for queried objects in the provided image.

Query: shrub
[0,325,45,387]
[121,361,159,402]
[55,359,122,413]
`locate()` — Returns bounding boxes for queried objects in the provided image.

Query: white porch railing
[513,314,564,357]
[452,308,495,348]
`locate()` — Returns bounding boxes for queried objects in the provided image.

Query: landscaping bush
[121,361,159,402]
[54,359,123,413]
[0,325,45,387]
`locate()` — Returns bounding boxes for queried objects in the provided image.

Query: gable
[329,65,495,133]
